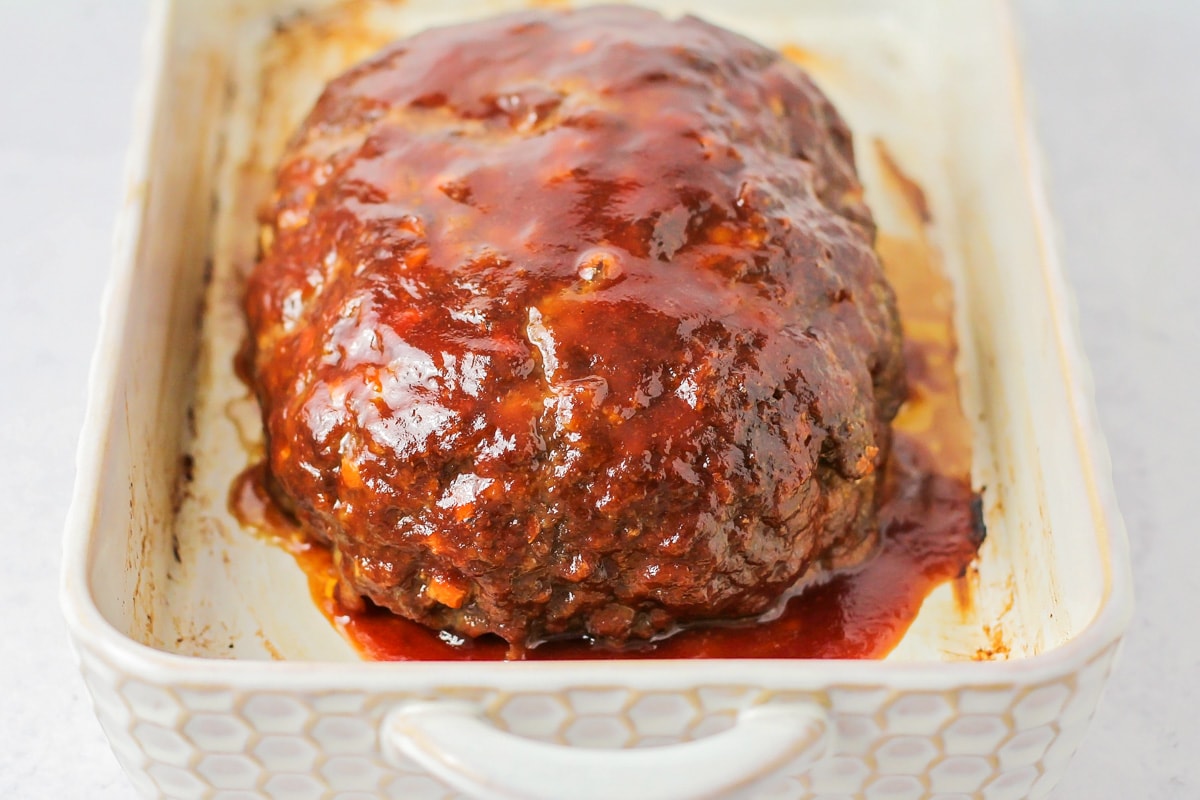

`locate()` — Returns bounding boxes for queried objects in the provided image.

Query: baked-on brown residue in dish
[241,6,914,652]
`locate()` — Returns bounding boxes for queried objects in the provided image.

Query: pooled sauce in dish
[230,142,983,661]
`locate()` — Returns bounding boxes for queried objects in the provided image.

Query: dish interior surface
[85,0,1113,665]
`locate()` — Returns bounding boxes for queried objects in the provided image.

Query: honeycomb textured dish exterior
[76,637,1120,799]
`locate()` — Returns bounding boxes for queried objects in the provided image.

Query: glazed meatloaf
[244,5,906,651]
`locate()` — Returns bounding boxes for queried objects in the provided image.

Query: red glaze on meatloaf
[245,5,905,651]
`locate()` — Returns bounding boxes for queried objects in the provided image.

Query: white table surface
[0,1,1194,797]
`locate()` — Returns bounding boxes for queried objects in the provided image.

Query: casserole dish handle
[382,700,831,800]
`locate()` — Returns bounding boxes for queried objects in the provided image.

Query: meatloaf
[244,5,906,652]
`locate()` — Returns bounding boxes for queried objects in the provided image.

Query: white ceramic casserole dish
[61,0,1134,798]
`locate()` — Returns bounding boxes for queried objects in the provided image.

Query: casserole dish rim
[60,0,1134,692]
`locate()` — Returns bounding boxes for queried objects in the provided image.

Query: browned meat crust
[245,5,905,650]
